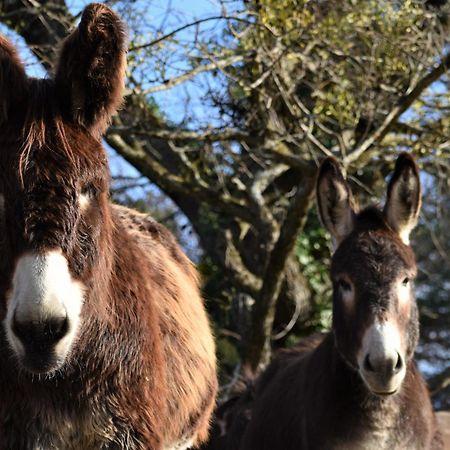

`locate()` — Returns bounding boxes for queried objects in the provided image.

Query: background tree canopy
[1,0,448,408]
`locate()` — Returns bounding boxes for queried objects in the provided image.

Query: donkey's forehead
[331,229,416,278]
[15,125,107,181]
[1,78,108,166]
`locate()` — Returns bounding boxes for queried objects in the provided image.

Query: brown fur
[436,412,450,449]
[115,206,217,445]
[202,155,442,450]
[0,4,216,449]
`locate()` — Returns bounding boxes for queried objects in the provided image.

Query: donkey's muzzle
[12,314,69,373]
[361,351,405,395]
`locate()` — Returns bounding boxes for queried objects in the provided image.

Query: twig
[130,15,252,52]
[344,51,450,166]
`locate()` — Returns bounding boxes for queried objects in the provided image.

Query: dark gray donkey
[203,153,442,450]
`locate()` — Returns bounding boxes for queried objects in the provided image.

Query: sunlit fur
[0,4,216,449]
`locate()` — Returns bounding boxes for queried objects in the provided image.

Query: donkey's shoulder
[257,333,326,391]
[112,203,174,244]
[112,203,195,277]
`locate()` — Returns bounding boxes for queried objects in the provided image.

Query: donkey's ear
[0,36,27,124]
[55,3,126,137]
[383,153,421,245]
[317,157,355,248]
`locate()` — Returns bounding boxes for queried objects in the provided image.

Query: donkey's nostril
[364,354,374,372]
[394,352,403,373]
[13,314,69,349]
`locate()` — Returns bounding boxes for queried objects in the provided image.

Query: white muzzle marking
[358,320,406,394]
[5,250,84,364]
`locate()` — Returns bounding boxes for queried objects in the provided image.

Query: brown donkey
[0,4,216,449]
[203,154,442,450]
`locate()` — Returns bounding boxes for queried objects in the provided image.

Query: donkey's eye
[337,279,352,292]
[81,184,97,197]
[402,278,410,287]
[79,184,98,210]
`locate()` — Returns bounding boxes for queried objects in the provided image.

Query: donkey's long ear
[383,153,421,245]
[317,157,355,248]
[0,36,27,124]
[55,3,126,137]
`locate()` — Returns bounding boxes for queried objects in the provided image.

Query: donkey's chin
[13,341,74,375]
[359,371,406,397]
[18,349,67,375]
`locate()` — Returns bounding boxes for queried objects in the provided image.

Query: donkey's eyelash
[81,184,97,196]
[337,279,352,291]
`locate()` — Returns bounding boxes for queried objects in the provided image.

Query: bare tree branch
[105,131,256,223]
[110,125,257,143]
[243,173,316,371]
[345,51,450,166]
[142,54,247,94]
[129,15,251,52]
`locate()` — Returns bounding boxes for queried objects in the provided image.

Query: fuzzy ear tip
[395,152,418,175]
[318,156,344,182]
[80,3,127,45]
[83,3,117,18]
[319,156,339,171]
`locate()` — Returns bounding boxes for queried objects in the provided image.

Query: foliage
[296,211,332,332]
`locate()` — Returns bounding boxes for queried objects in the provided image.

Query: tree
[1,0,448,380]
